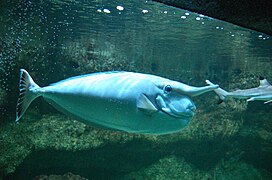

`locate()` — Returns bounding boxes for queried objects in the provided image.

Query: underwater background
[0,0,272,179]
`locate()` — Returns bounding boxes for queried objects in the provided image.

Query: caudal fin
[16,69,41,122]
[205,80,229,103]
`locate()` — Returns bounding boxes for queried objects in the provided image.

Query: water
[0,0,272,179]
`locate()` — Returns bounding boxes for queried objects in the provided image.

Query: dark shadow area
[238,135,272,173]
[5,132,272,179]
[6,141,167,179]
[238,104,272,172]
[173,139,231,170]
[5,138,232,179]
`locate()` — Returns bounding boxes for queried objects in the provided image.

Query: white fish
[16,69,218,135]
[206,77,272,104]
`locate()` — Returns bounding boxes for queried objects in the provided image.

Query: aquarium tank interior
[0,0,272,179]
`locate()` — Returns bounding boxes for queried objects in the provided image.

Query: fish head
[155,83,196,118]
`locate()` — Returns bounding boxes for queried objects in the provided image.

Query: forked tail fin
[205,80,229,104]
[16,69,41,122]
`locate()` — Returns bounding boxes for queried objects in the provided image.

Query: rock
[33,172,88,180]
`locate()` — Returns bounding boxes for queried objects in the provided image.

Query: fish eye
[164,85,172,93]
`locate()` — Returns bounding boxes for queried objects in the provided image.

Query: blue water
[0,0,272,179]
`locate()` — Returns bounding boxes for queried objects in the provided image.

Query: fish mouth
[160,108,195,119]
[155,94,196,119]
[166,103,195,118]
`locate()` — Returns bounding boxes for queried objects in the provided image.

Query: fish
[16,69,218,135]
[206,77,272,104]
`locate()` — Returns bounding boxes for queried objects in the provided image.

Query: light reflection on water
[45,0,271,78]
[0,0,271,107]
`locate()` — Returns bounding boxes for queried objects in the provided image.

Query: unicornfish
[16,69,218,135]
[206,77,272,104]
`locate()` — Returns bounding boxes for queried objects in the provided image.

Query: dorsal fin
[259,76,271,87]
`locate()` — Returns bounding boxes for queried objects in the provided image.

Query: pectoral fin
[264,100,272,104]
[259,77,271,87]
[247,97,255,102]
[137,94,158,114]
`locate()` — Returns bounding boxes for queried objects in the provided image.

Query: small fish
[16,69,218,135]
[206,77,272,104]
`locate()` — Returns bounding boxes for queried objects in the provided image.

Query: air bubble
[196,17,201,21]
[142,10,148,14]
[116,6,124,11]
[103,9,111,14]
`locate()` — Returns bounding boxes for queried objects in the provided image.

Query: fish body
[17,69,218,135]
[206,77,272,104]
